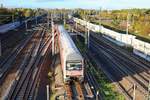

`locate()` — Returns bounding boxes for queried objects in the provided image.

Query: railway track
[85,59,103,100]
[18,35,52,100]
[63,71,95,99]
[89,35,149,99]
[91,38,148,90]
[0,30,37,85]
[26,32,53,100]
[0,22,54,100]
[71,24,150,99]
[91,33,150,87]
[63,70,96,100]
[92,33,150,78]
[65,81,85,100]
[5,28,45,99]
[0,23,47,79]
[87,50,133,100]
[0,31,39,99]
[0,19,37,63]
[5,26,52,99]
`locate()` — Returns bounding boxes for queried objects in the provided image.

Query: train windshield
[66,62,82,70]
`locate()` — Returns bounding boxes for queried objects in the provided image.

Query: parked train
[57,25,84,83]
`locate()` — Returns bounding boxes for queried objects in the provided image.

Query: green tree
[24,9,33,18]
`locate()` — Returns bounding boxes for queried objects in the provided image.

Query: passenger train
[57,25,84,83]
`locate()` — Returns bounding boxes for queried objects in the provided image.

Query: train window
[66,62,82,70]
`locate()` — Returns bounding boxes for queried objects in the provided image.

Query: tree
[24,9,33,18]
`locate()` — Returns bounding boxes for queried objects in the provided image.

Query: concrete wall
[72,17,150,61]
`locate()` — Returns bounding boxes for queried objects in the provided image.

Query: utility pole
[0,38,1,56]
[99,7,102,33]
[51,11,54,56]
[35,9,37,25]
[46,85,50,100]
[96,90,99,100]
[133,84,136,100]
[87,9,90,49]
[84,10,90,49]
[75,10,78,29]
[148,80,150,100]
[87,27,90,49]
[75,21,77,29]
[35,12,37,25]
[36,16,38,25]
[25,20,28,31]
[61,10,63,20]
[64,12,66,25]
[95,10,98,18]
[84,10,88,46]
[12,15,14,23]
[47,10,50,29]
[126,13,129,35]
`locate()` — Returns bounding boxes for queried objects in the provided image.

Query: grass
[64,24,71,31]
[88,63,125,100]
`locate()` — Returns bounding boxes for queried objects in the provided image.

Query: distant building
[1,4,3,8]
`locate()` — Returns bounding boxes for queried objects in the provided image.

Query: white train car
[57,25,84,83]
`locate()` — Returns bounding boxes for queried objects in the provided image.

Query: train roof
[58,25,83,61]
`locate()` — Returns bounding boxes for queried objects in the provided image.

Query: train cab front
[64,61,84,83]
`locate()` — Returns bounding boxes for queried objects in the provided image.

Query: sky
[0,0,150,10]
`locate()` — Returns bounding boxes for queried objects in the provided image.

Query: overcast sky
[0,0,150,9]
